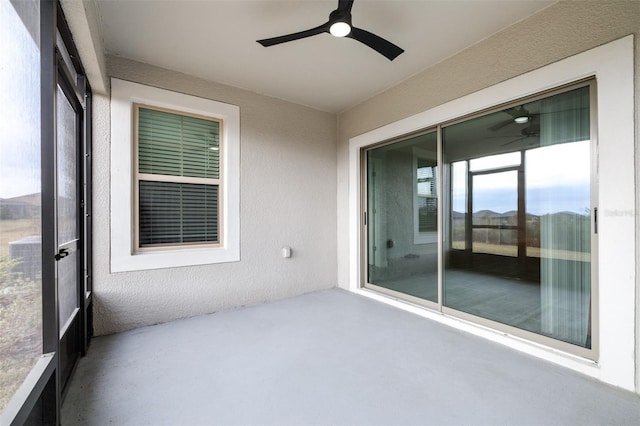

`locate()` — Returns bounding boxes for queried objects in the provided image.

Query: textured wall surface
[336,1,640,289]
[92,57,337,335]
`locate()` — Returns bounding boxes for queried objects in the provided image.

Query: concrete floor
[62,289,640,425]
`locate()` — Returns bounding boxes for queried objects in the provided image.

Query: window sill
[112,245,239,273]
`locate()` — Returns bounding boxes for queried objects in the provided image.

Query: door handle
[55,248,70,261]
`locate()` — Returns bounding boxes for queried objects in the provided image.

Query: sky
[0,2,41,200]
[452,141,591,216]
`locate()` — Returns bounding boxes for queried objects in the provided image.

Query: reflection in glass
[417,158,437,233]
[471,170,518,256]
[472,229,518,257]
[451,161,467,250]
[469,152,520,172]
[367,132,438,303]
[57,86,78,246]
[472,171,518,223]
[443,85,592,348]
[0,0,43,412]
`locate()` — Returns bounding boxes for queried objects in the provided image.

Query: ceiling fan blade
[257,23,329,47]
[347,26,404,61]
[337,0,354,13]
[489,118,515,132]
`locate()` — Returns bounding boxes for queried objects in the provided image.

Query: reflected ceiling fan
[489,106,535,132]
[256,0,404,61]
[500,114,540,146]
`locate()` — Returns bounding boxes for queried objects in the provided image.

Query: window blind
[417,161,436,197]
[139,181,218,245]
[138,107,220,179]
[417,159,437,232]
[137,106,221,248]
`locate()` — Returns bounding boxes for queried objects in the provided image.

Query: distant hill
[474,209,503,218]
[452,209,588,219]
[0,193,40,220]
[1,193,40,206]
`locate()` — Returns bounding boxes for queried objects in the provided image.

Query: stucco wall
[336,1,640,391]
[92,56,337,335]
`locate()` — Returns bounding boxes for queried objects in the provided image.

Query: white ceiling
[95,0,555,113]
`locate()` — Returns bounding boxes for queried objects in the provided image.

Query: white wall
[91,57,337,335]
[337,1,640,392]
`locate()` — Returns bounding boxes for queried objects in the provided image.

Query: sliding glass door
[366,131,439,304]
[363,82,596,356]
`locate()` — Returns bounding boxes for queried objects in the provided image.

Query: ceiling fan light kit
[330,22,351,37]
[257,0,404,61]
[329,7,352,37]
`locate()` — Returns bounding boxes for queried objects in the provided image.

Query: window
[134,105,221,250]
[416,157,437,233]
[111,79,240,272]
[411,134,438,245]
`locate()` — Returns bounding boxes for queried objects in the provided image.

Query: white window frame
[412,146,438,244]
[133,103,223,252]
[111,78,240,272]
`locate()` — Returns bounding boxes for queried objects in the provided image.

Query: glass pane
[139,181,219,246]
[57,86,80,331]
[472,171,518,225]
[57,86,78,245]
[472,229,518,257]
[451,161,467,250]
[417,159,436,196]
[527,141,591,347]
[138,107,220,179]
[366,132,438,303]
[469,152,521,172]
[417,197,437,232]
[0,0,42,412]
[443,85,591,348]
[58,250,79,331]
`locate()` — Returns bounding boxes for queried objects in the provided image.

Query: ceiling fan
[256,0,405,61]
[501,115,540,146]
[489,106,534,132]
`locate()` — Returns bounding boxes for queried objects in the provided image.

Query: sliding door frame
[359,78,598,360]
[361,128,441,311]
